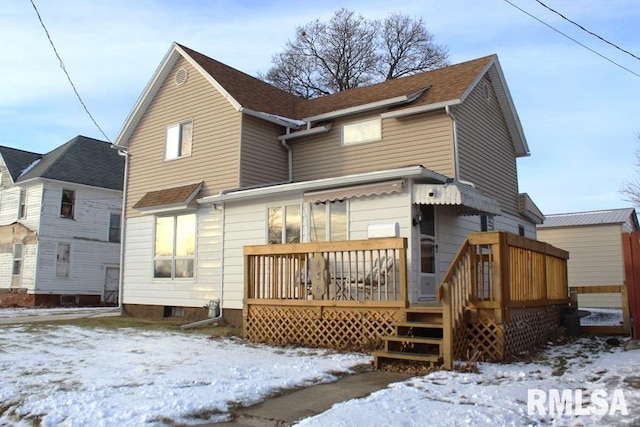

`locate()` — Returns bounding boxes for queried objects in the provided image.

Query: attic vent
[481,81,491,101]
[175,68,188,86]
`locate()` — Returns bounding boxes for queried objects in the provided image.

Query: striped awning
[413,183,501,215]
[303,180,404,203]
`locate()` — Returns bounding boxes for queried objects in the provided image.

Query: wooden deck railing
[438,231,569,369]
[244,238,408,306]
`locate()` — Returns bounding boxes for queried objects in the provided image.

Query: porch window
[18,188,27,219]
[56,243,70,277]
[154,213,196,279]
[268,205,300,244]
[61,189,75,218]
[310,200,347,242]
[165,120,193,160]
[109,213,121,243]
[342,117,381,145]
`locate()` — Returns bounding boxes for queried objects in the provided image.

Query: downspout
[113,145,129,312]
[445,105,460,181]
[281,126,294,182]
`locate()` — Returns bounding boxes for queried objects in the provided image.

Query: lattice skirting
[463,305,563,362]
[244,305,403,350]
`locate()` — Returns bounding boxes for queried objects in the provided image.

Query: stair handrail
[437,238,474,370]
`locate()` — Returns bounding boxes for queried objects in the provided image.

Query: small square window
[342,118,381,145]
[165,121,193,160]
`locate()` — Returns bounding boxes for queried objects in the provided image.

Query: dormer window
[341,117,381,145]
[165,120,193,160]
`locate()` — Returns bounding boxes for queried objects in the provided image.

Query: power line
[29,0,112,142]
[502,0,640,79]
[534,0,640,62]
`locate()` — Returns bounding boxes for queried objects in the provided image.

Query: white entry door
[418,205,437,300]
[103,267,119,305]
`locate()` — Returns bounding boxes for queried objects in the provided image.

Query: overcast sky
[2,0,639,215]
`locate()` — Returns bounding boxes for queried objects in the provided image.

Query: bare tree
[621,139,640,206]
[263,9,449,98]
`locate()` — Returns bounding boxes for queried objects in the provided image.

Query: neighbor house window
[268,205,300,244]
[18,188,27,219]
[165,120,193,160]
[310,200,347,242]
[12,243,23,276]
[154,213,196,279]
[56,243,70,277]
[109,213,121,243]
[61,189,75,218]
[518,224,526,237]
[342,117,381,145]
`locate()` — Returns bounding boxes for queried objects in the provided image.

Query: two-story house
[0,136,124,307]
[114,43,544,326]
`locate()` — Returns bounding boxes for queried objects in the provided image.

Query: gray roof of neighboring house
[538,208,639,229]
[15,136,124,191]
[0,146,42,182]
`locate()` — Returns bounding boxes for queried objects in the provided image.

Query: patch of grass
[552,355,568,376]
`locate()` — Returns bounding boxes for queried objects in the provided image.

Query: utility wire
[534,0,640,62]
[29,0,112,142]
[502,0,640,79]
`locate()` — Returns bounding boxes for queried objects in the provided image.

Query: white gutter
[380,99,461,119]
[277,124,332,141]
[281,136,293,182]
[240,107,304,128]
[445,105,460,181]
[198,165,447,204]
[303,89,427,123]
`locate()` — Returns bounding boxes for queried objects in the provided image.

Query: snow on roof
[538,207,638,228]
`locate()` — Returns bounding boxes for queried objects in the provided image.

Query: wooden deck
[243,232,570,369]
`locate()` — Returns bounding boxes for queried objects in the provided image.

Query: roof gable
[115,43,529,157]
[18,136,124,190]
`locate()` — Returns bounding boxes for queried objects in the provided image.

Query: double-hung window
[109,213,121,243]
[18,188,27,219]
[165,120,193,160]
[310,200,347,242]
[154,213,196,279]
[61,189,75,218]
[268,205,301,244]
[12,243,23,287]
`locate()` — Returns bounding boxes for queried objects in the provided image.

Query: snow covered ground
[1,309,639,426]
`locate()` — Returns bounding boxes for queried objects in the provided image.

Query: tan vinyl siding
[126,57,241,217]
[240,115,288,186]
[291,110,455,182]
[455,75,520,216]
[537,224,625,287]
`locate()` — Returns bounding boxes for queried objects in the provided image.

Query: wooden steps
[374,304,446,370]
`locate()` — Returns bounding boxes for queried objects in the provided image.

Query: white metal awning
[303,180,405,203]
[413,183,501,215]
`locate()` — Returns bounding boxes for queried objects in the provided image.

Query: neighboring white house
[537,207,640,309]
[0,136,124,307]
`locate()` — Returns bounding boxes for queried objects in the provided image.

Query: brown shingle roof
[133,182,202,210]
[179,43,495,121]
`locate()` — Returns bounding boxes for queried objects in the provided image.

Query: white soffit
[413,183,501,215]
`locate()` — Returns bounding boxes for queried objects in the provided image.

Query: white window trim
[341,117,382,146]
[18,188,27,219]
[309,200,349,242]
[164,119,193,161]
[152,213,197,281]
[267,203,302,244]
[108,212,122,243]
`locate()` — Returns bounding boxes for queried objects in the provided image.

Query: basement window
[163,306,184,318]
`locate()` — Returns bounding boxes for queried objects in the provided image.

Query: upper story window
[310,200,347,242]
[165,120,193,160]
[18,188,27,219]
[154,213,196,279]
[341,117,381,145]
[109,213,121,243]
[268,205,300,244]
[61,189,75,218]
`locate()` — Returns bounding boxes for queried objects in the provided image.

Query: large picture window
[165,120,193,160]
[310,200,347,242]
[268,205,300,244]
[154,213,196,279]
